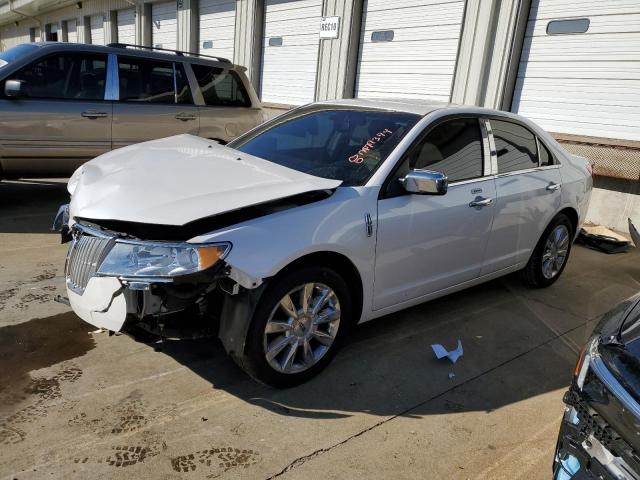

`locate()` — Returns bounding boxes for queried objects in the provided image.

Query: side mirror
[4,79,25,98]
[401,169,448,195]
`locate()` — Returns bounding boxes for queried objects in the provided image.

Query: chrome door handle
[175,113,197,121]
[469,197,494,208]
[81,111,108,119]
[546,183,561,192]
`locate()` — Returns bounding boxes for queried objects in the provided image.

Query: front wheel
[521,213,573,288]
[239,266,353,388]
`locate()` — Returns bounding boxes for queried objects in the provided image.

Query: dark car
[554,292,640,479]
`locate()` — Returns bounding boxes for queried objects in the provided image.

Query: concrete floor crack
[265,318,591,479]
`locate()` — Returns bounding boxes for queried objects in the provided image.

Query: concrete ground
[1,179,639,480]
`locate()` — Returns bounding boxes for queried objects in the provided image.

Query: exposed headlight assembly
[574,336,597,390]
[97,240,231,278]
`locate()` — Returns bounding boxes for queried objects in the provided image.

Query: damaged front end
[60,221,266,357]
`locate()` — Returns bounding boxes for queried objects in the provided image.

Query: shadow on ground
[0,179,69,234]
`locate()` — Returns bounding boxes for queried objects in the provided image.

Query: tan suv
[0,42,264,178]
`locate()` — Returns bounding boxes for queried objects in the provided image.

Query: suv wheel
[240,266,353,388]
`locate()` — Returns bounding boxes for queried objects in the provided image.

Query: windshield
[230,108,420,186]
[0,44,39,67]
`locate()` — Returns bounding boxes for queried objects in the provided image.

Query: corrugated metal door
[152,1,178,50]
[90,14,105,45]
[260,0,322,105]
[512,0,640,141]
[67,19,78,43]
[117,8,136,45]
[355,0,465,101]
[198,0,235,60]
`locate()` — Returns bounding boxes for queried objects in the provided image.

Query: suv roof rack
[106,43,231,63]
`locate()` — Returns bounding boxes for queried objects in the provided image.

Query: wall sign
[319,16,340,39]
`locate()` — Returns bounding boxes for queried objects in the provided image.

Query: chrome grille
[66,233,113,294]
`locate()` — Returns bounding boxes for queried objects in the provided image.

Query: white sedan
[57,99,593,387]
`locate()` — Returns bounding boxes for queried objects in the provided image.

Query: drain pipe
[8,0,44,40]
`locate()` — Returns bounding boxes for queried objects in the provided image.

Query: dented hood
[69,134,342,226]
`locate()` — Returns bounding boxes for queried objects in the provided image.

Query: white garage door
[117,8,136,45]
[66,19,78,43]
[90,14,105,45]
[260,0,322,105]
[356,0,465,101]
[152,1,177,50]
[512,0,640,141]
[198,0,235,60]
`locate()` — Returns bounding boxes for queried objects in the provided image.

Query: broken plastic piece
[431,339,463,364]
[448,372,455,380]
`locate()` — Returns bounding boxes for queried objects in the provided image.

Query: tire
[521,213,573,288]
[239,266,353,388]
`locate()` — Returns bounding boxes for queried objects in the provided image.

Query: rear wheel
[239,266,353,388]
[521,213,573,288]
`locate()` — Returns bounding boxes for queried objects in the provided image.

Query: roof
[26,42,234,67]
[314,98,451,116]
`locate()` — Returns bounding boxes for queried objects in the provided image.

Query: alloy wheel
[263,282,341,374]
[541,224,570,279]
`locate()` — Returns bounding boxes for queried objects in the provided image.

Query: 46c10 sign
[320,16,340,39]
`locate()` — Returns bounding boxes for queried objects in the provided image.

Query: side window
[8,53,106,100]
[491,119,538,173]
[405,118,484,183]
[118,57,175,104]
[191,64,252,107]
[175,63,193,104]
[538,139,554,166]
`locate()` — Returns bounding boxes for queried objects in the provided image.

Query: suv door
[190,63,262,143]
[480,119,563,274]
[0,51,110,177]
[112,57,199,148]
[374,117,496,310]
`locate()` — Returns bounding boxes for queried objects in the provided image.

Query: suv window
[191,64,251,107]
[118,57,176,104]
[403,118,484,184]
[175,63,193,104]
[6,53,107,100]
[491,119,538,174]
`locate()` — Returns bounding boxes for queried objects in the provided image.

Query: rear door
[0,51,111,177]
[191,63,262,142]
[481,118,563,274]
[112,56,199,149]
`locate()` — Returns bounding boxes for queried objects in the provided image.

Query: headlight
[574,336,597,390]
[97,241,231,278]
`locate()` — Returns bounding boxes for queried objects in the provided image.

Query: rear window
[491,119,538,174]
[191,64,251,107]
[230,108,420,186]
[118,57,176,104]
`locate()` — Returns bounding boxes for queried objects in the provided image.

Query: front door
[374,118,496,310]
[0,51,111,176]
[112,57,199,149]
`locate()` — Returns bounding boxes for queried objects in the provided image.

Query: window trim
[3,50,110,102]
[486,117,561,176]
[379,114,491,200]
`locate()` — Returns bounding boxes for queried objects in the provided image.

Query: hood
[70,134,341,226]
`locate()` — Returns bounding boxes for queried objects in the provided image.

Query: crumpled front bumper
[67,276,128,331]
[554,388,639,480]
